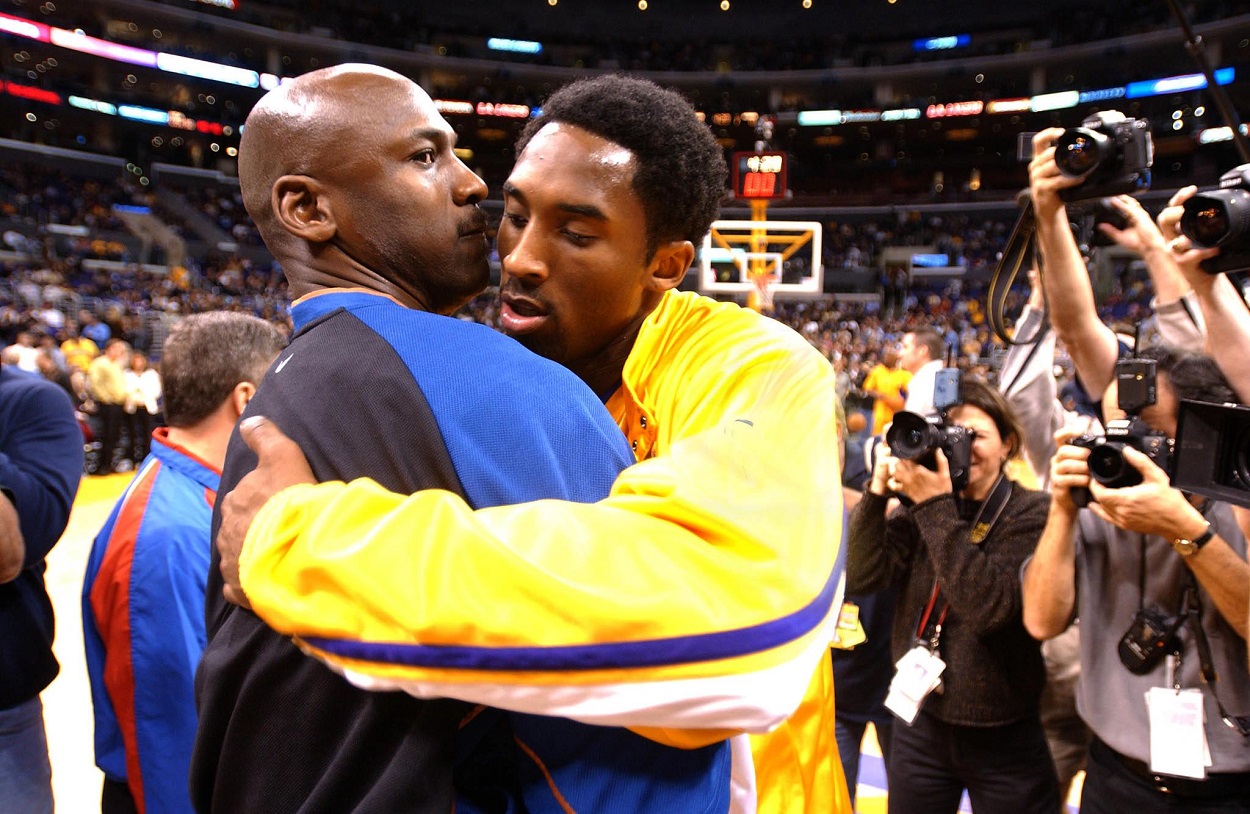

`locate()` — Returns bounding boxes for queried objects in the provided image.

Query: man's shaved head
[238,64,426,250]
[236,63,490,313]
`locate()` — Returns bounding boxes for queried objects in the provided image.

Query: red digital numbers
[742,172,777,197]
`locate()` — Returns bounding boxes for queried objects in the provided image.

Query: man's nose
[502,227,547,283]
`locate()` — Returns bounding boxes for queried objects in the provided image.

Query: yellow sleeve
[239,315,843,730]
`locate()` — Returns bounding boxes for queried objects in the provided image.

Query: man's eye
[563,230,592,246]
[503,213,527,228]
[411,150,436,165]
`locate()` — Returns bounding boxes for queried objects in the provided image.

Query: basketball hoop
[747,268,777,313]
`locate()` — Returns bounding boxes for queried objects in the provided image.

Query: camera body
[1069,359,1173,508]
[885,369,972,493]
[1118,607,1187,675]
[1054,111,1153,203]
[1178,163,1250,275]
[886,412,973,494]
[1070,419,1173,505]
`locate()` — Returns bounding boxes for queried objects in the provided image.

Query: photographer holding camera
[1023,346,1250,811]
[847,377,1061,814]
[1028,121,1204,399]
[1159,178,1250,403]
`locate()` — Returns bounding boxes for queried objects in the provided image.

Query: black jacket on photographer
[847,482,1050,726]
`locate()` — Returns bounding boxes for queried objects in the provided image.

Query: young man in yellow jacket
[218,74,850,814]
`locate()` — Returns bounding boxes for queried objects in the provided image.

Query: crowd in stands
[124,0,1241,75]
[0,166,141,235]
[822,210,1017,271]
[0,164,1177,485]
[175,185,265,246]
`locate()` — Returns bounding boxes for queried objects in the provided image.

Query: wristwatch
[1172,522,1215,556]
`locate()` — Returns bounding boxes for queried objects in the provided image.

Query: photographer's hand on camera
[867,441,895,497]
[1028,129,1085,221]
[1086,445,1206,539]
[1159,186,1222,291]
[891,452,953,505]
[1159,187,1250,403]
[1098,195,1166,258]
[1049,429,1093,516]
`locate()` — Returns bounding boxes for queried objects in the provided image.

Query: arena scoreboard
[732,151,787,199]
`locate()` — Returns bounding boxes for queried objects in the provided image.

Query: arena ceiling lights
[0,10,278,89]
[794,68,1237,126]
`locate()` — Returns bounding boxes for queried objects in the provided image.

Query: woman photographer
[847,377,1060,814]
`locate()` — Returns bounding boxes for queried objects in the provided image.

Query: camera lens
[1088,441,1143,488]
[1187,203,1229,246]
[1055,128,1110,178]
[1181,190,1250,249]
[886,411,943,461]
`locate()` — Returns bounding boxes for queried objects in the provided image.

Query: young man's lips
[499,299,548,333]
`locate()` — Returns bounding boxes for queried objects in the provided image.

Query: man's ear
[230,381,257,421]
[646,240,695,292]
[272,175,336,243]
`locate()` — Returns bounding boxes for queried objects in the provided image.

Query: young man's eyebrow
[502,182,607,220]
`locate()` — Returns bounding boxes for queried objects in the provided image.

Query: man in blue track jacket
[84,313,285,813]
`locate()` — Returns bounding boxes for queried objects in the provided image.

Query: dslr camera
[1054,111,1153,203]
[1178,163,1250,275]
[886,369,973,493]
[1069,358,1173,507]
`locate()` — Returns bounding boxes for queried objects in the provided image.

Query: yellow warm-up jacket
[238,289,850,813]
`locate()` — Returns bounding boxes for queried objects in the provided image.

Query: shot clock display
[733,151,787,199]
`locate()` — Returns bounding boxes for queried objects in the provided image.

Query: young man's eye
[563,230,593,246]
[503,213,527,228]
[411,149,436,165]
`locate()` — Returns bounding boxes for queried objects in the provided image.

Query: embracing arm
[236,345,843,731]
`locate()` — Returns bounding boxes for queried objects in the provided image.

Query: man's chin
[505,327,560,360]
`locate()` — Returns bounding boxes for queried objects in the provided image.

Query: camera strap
[912,478,1011,653]
[914,581,948,654]
[1181,573,1250,737]
[987,201,1048,347]
[963,472,1012,543]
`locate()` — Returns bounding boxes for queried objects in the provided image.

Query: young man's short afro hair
[516,74,727,260]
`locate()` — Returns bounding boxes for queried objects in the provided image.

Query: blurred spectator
[60,323,100,374]
[88,340,130,475]
[4,332,40,374]
[35,350,74,401]
[862,347,910,435]
[79,311,111,346]
[124,352,163,464]
[901,326,947,416]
